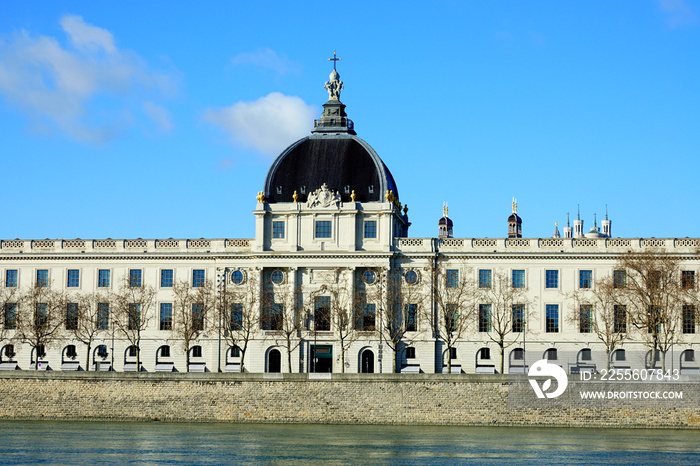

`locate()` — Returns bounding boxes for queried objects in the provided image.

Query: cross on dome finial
[328,50,342,70]
[324,51,344,100]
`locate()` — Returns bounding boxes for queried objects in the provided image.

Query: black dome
[263,133,399,204]
[439,216,453,227]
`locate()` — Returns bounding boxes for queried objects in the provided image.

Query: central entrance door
[311,345,333,373]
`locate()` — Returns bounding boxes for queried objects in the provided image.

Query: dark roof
[263,133,399,203]
[508,213,522,222]
[438,216,453,226]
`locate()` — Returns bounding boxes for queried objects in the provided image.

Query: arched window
[580,348,592,361]
[65,345,77,359]
[545,348,557,361]
[267,348,281,373]
[2,344,15,360]
[360,349,374,373]
[613,349,626,362]
[511,348,524,361]
[155,345,174,372]
[95,345,108,359]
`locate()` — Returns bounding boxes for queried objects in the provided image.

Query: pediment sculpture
[306,183,341,208]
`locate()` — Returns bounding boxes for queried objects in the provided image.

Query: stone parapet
[0,372,698,428]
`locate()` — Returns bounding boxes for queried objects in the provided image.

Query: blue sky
[1,1,699,240]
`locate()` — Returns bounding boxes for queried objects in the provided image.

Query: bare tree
[71,291,111,371]
[570,275,629,370]
[375,268,428,373]
[111,277,156,371]
[221,271,260,373]
[329,270,360,373]
[614,251,689,371]
[430,263,478,373]
[262,270,303,373]
[0,279,19,351]
[310,269,359,373]
[172,279,216,371]
[478,272,534,374]
[15,283,68,369]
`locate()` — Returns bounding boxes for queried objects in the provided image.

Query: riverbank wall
[1,372,698,428]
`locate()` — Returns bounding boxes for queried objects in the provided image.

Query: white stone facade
[1,203,699,375]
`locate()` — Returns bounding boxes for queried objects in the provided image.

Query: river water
[0,421,698,465]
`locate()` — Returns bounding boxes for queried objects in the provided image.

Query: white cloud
[231,48,301,75]
[0,15,176,144]
[143,101,173,132]
[204,92,317,156]
[658,0,697,28]
[60,14,116,54]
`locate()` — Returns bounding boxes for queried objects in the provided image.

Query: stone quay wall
[0,372,698,428]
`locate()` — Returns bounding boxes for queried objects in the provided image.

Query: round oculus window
[231,270,245,285]
[405,269,419,285]
[363,270,377,285]
[271,270,285,285]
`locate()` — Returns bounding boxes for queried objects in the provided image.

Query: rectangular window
[356,303,375,331]
[314,296,331,331]
[545,270,558,289]
[36,269,49,287]
[512,304,524,333]
[67,269,80,288]
[478,304,491,332]
[614,305,627,333]
[192,269,205,287]
[613,270,626,288]
[161,269,174,288]
[405,303,417,331]
[4,303,17,330]
[546,304,559,333]
[579,304,593,333]
[446,269,459,288]
[363,220,377,239]
[230,303,243,331]
[480,348,491,360]
[66,303,79,330]
[129,269,142,288]
[683,305,696,334]
[160,303,172,331]
[405,347,416,359]
[446,303,458,333]
[35,303,48,328]
[272,221,285,239]
[512,270,525,289]
[579,270,592,289]
[262,303,283,331]
[5,270,18,288]
[478,269,492,288]
[682,271,696,290]
[98,269,110,288]
[128,346,138,357]
[191,346,202,358]
[192,303,204,331]
[315,220,332,238]
[97,303,109,330]
[128,303,141,330]
[161,346,171,358]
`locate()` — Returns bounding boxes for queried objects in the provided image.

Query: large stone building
[1,61,699,376]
